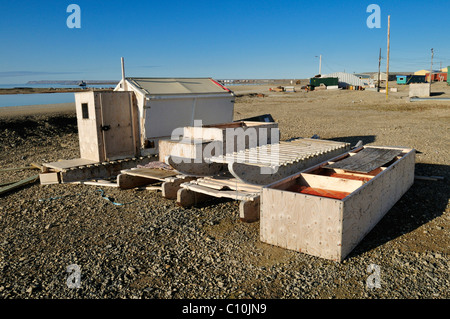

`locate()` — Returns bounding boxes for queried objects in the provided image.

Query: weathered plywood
[75,91,139,162]
[261,188,343,261]
[39,172,60,185]
[340,148,415,259]
[99,92,138,161]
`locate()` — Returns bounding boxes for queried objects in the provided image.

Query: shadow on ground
[348,162,449,259]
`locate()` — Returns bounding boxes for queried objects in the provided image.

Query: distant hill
[27,80,119,85]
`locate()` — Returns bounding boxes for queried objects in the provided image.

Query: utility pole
[386,15,390,100]
[121,57,127,91]
[319,54,322,75]
[429,48,434,91]
[315,55,322,75]
[377,48,381,92]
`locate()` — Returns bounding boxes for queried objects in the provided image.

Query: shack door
[98,92,138,161]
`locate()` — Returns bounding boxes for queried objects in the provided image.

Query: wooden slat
[324,148,403,173]
[121,168,177,181]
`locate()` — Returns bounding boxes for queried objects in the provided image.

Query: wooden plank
[324,148,403,173]
[117,173,157,189]
[39,172,60,185]
[161,176,197,199]
[72,180,119,187]
[240,197,260,223]
[0,174,39,196]
[43,158,99,171]
[121,168,178,181]
[176,188,212,207]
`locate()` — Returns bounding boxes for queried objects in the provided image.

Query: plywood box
[409,83,430,97]
[75,91,139,162]
[260,146,415,262]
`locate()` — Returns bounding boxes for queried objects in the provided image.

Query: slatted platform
[39,156,157,184]
[208,138,351,185]
[210,138,349,166]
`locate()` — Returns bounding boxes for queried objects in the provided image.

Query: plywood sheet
[324,148,402,173]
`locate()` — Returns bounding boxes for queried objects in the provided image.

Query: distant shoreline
[0,87,113,95]
[0,102,76,118]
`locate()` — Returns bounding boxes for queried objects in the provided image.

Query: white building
[321,72,374,88]
[114,77,235,155]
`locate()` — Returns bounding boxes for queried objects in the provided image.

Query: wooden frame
[260,146,415,262]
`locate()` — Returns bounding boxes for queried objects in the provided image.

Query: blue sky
[0,0,449,83]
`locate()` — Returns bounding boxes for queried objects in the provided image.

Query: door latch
[100,125,111,131]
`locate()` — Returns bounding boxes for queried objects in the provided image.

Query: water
[0,83,116,89]
[0,92,76,107]
[0,83,116,107]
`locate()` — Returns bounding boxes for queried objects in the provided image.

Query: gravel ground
[0,83,449,300]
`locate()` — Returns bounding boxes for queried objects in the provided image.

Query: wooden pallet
[39,156,157,184]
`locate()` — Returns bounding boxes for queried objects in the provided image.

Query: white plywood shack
[75,91,139,162]
[260,146,415,262]
[114,78,235,156]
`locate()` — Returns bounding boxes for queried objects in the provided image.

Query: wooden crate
[260,146,415,262]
